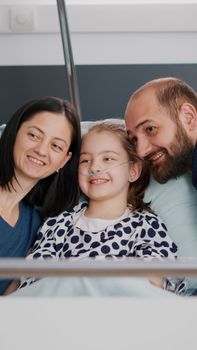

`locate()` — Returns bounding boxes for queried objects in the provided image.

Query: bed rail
[0,258,197,278]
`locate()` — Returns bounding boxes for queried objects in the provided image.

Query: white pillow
[144,174,197,294]
[144,174,197,258]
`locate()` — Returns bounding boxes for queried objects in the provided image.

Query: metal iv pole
[56,0,82,119]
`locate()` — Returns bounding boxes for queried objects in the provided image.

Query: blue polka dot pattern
[140,229,146,239]
[123,227,132,234]
[112,242,119,250]
[19,202,181,293]
[71,236,79,244]
[101,245,110,254]
[147,228,156,238]
[28,201,177,264]
[36,232,43,241]
[84,234,92,243]
[57,229,65,237]
[47,219,57,226]
[152,220,160,229]
[55,243,63,252]
[171,243,178,253]
[158,230,167,238]
[160,249,169,257]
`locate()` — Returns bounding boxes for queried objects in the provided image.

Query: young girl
[17,121,182,294]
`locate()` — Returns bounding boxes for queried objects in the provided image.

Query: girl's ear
[179,103,197,131]
[129,161,142,182]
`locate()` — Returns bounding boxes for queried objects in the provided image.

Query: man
[125,77,197,294]
[124,77,197,188]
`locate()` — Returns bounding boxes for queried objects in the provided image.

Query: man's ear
[179,103,197,131]
[129,161,142,183]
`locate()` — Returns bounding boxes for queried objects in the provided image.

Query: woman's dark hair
[85,121,150,212]
[0,96,81,217]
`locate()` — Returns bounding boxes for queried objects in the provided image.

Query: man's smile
[146,150,166,165]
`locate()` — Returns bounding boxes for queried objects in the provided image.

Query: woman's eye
[28,132,39,141]
[52,144,63,152]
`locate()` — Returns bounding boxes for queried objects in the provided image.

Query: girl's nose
[90,160,101,174]
[90,168,101,175]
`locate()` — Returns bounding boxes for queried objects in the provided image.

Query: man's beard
[149,126,194,184]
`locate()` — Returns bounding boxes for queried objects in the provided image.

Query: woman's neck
[0,175,36,210]
[85,198,128,220]
[0,173,37,227]
[0,186,27,227]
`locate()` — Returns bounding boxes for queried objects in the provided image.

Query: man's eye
[130,137,137,146]
[146,126,156,135]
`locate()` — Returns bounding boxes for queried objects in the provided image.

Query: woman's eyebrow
[27,126,68,144]
[27,126,43,133]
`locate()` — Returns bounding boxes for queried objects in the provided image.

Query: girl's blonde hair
[83,120,150,211]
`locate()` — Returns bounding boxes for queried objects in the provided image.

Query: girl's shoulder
[73,201,88,213]
[128,208,166,226]
[130,208,158,219]
[43,201,88,226]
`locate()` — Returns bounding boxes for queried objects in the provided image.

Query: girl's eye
[79,159,90,164]
[104,157,115,161]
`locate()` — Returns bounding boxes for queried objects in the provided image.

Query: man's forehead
[126,96,150,123]
[125,91,166,127]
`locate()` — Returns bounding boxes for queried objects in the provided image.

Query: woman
[0,96,81,294]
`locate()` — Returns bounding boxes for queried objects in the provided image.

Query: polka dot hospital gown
[19,202,182,291]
